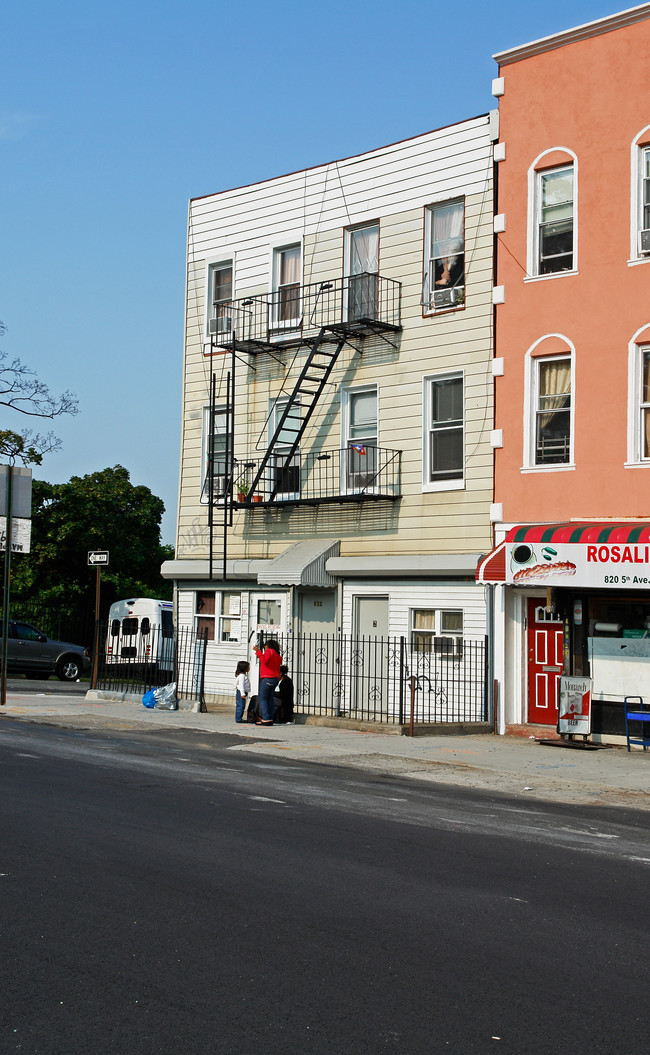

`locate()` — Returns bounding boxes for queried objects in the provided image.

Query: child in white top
[235,660,251,723]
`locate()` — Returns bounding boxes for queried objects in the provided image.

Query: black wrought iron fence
[257,633,488,725]
[94,622,208,707]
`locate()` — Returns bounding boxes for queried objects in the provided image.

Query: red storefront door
[527,598,563,725]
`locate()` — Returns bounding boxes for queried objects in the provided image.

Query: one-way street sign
[88,550,109,566]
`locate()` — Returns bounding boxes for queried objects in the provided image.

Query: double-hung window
[536,166,574,274]
[639,346,650,459]
[411,609,463,657]
[639,146,650,255]
[201,404,233,502]
[208,262,233,337]
[274,244,301,326]
[425,199,465,311]
[269,397,301,499]
[424,373,464,487]
[534,357,571,465]
[343,386,378,491]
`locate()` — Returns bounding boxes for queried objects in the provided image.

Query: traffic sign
[88,550,109,566]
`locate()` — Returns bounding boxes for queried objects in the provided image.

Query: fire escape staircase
[245,327,348,504]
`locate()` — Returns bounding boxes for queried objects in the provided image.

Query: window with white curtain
[347,223,379,321]
[534,357,571,465]
[274,244,301,325]
[424,199,465,311]
[411,609,463,657]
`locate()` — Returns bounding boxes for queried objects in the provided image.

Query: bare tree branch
[0,348,78,419]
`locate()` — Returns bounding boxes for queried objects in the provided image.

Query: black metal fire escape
[245,327,348,504]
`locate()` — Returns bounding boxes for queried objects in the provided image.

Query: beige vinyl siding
[176,117,495,562]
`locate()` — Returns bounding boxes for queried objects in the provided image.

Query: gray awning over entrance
[256,539,340,588]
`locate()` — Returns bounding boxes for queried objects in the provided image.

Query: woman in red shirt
[254,638,282,725]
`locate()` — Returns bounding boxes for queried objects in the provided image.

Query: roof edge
[494,3,650,66]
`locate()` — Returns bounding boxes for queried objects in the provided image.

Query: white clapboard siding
[339,581,487,637]
[177,117,495,562]
[187,117,494,288]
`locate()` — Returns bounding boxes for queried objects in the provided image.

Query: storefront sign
[507,541,650,589]
[558,676,591,734]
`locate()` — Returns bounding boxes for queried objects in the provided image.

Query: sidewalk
[1,687,649,811]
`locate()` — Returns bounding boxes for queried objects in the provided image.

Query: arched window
[631,127,650,261]
[524,335,575,468]
[528,149,577,278]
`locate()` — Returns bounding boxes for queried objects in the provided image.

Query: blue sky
[1,0,621,542]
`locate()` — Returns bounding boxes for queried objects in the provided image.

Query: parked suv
[6,621,90,681]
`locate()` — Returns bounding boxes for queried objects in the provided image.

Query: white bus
[106,598,174,670]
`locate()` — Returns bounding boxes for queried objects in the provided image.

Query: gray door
[297,591,337,713]
[352,596,389,717]
[355,596,388,637]
[299,590,336,635]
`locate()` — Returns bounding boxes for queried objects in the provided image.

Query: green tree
[12,466,173,621]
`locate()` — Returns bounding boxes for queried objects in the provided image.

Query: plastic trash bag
[142,689,156,708]
[153,681,178,711]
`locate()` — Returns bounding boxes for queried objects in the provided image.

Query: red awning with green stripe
[507,523,650,545]
[476,523,650,583]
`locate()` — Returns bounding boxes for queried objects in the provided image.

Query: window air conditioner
[432,286,463,310]
[209,316,232,336]
[640,229,650,254]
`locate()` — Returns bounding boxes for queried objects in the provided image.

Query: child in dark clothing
[273,665,294,724]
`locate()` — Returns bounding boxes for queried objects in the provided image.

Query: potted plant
[236,477,250,502]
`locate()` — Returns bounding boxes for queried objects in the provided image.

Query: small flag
[350,443,366,455]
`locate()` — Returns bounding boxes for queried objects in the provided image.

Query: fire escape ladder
[247,327,347,503]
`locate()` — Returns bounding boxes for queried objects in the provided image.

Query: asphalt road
[1,721,648,1055]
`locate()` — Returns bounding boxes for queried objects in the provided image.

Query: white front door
[248,593,287,690]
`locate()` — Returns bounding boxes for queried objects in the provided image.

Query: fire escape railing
[209,273,402,351]
[206,446,402,508]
